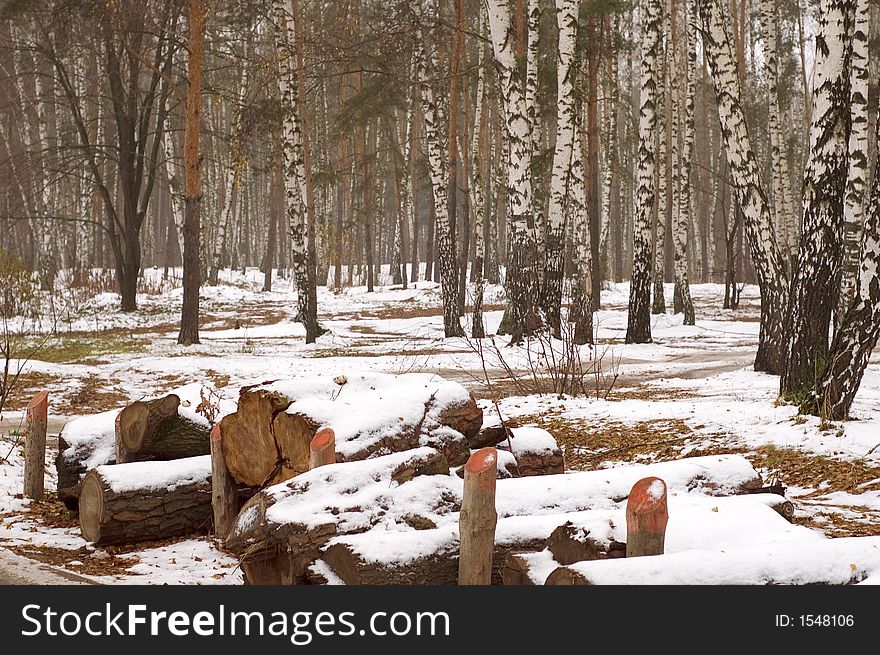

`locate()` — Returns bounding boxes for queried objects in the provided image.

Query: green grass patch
[29,335,147,364]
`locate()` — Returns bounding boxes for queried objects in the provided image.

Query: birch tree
[486,0,542,341]
[626,0,663,344]
[274,0,320,343]
[781,0,855,398]
[698,0,789,373]
[810,101,880,419]
[836,0,869,328]
[758,0,795,271]
[540,0,578,335]
[411,0,463,337]
[471,10,489,339]
[672,0,695,324]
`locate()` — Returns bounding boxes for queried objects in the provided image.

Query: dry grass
[2,372,62,410]
[60,375,129,414]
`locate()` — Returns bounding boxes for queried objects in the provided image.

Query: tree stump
[626,476,668,557]
[23,391,48,500]
[458,447,498,585]
[309,428,336,469]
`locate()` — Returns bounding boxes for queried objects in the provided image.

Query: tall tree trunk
[758,0,795,274]
[471,9,489,338]
[541,0,577,336]
[412,0,463,336]
[274,0,320,343]
[178,0,205,346]
[811,98,880,419]
[698,0,789,373]
[626,0,663,344]
[526,0,545,268]
[652,3,669,316]
[837,0,869,329]
[673,0,695,324]
[486,0,543,341]
[781,0,855,398]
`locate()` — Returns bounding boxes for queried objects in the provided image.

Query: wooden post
[625,476,668,557]
[458,446,498,585]
[211,424,238,541]
[309,428,336,469]
[23,391,48,501]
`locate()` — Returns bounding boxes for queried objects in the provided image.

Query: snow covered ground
[1,268,879,583]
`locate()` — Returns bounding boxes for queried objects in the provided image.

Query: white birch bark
[540,0,578,335]
[412,0,463,336]
[626,0,663,344]
[652,11,668,316]
[781,0,855,396]
[570,106,593,344]
[471,10,489,338]
[526,0,545,264]
[486,0,542,339]
[698,0,789,373]
[836,0,869,328]
[814,97,880,418]
[273,0,318,342]
[673,0,695,324]
[758,0,794,271]
[210,62,248,285]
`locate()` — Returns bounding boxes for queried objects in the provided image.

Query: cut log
[501,426,564,477]
[78,456,212,546]
[24,391,48,501]
[626,477,668,557]
[459,448,498,585]
[545,536,880,585]
[309,428,336,469]
[56,410,119,510]
[500,553,538,585]
[546,521,619,565]
[116,394,210,464]
[219,373,480,488]
[319,527,544,586]
[210,425,239,541]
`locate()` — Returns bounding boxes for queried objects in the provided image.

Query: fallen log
[545,536,880,585]
[56,410,119,510]
[116,394,211,464]
[225,447,450,583]
[78,455,213,546]
[219,373,480,487]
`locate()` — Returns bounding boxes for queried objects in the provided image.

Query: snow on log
[227,453,763,584]
[56,410,118,509]
[227,447,451,583]
[219,372,481,487]
[78,455,213,546]
[545,536,880,585]
[116,393,211,464]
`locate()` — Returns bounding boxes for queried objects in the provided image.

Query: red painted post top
[465,447,497,490]
[626,476,669,532]
[210,424,222,441]
[26,390,48,423]
[311,427,335,452]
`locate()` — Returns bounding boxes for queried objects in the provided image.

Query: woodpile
[218,373,481,487]
[78,456,213,546]
[224,452,765,585]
